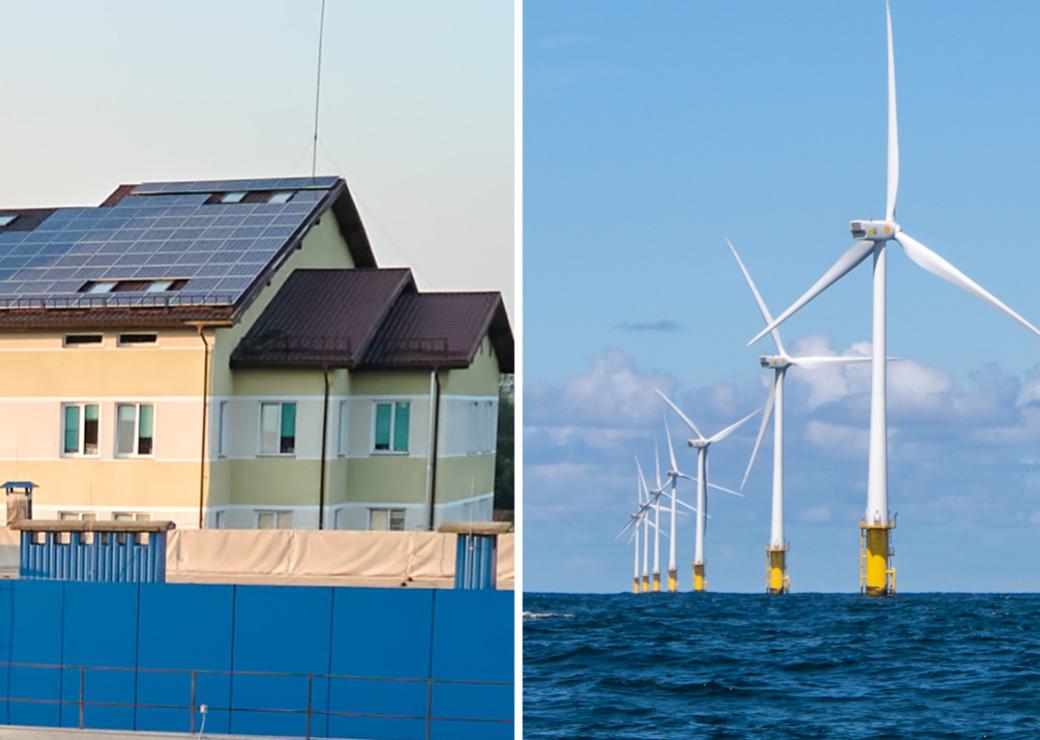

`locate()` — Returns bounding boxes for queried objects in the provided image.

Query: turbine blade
[789,355,870,369]
[635,455,649,501]
[655,388,704,439]
[886,0,899,222]
[708,407,762,444]
[678,475,744,498]
[726,238,786,356]
[654,439,663,491]
[747,240,874,346]
[740,376,777,490]
[895,232,1040,338]
[664,415,679,471]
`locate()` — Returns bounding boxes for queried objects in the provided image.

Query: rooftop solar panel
[0,178,339,309]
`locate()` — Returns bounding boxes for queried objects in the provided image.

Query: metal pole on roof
[311,0,327,179]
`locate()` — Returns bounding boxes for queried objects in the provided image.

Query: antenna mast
[311,0,327,178]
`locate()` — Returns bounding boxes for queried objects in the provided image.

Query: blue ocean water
[524,593,1040,738]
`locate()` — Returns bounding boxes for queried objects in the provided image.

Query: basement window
[220,191,247,204]
[118,333,157,346]
[369,508,406,531]
[0,215,17,227]
[257,510,293,529]
[267,191,294,204]
[64,334,103,347]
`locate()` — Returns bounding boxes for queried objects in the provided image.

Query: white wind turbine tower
[620,467,644,594]
[728,238,873,594]
[656,389,759,592]
[635,456,653,592]
[748,0,1040,595]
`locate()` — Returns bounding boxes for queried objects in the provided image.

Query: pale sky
[0,0,514,313]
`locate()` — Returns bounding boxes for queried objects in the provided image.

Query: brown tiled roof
[229,268,414,368]
[360,292,514,372]
[230,269,514,373]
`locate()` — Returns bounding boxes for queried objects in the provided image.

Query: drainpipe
[194,326,211,530]
[425,369,441,531]
[318,367,330,530]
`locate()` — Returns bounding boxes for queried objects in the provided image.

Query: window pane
[374,403,391,450]
[83,404,99,455]
[389,510,405,531]
[276,511,293,529]
[370,509,389,531]
[117,404,136,454]
[63,405,80,453]
[393,402,410,452]
[257,511,274,529]
[279,403,296,454]
[260,403,280,453]
[138,404,154,454]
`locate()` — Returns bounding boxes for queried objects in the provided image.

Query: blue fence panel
[136,583,234,734]
[60,582,138,729]
[230,585,333,738]
[327,588,434,740]
[0,581,63,727]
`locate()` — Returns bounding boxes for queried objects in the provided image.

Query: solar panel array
[132,176,339,195]
[0,178,339,309]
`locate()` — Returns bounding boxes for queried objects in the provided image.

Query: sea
[523,593,1040,738]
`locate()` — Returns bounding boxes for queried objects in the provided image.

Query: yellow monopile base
[633,577,639,594]
[766,546,789,594]
[641,575,649,593]
[859,520,896,596]
[667,569,677,593]
[652,572,661,592]
[693,562,707,592]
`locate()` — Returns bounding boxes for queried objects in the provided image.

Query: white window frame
[115,402,155,457]
[61,402,100,458]
[256,509,293,529]
[117,333,158,347]
[217,400,228,457]
[368,507,406,531]
[337,401,349,457]
[370,400,410,455]
[63,334,103,348]
[257,401,296,456]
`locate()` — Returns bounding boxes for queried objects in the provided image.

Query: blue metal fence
[19,531,168,582]
[454,534,497,590]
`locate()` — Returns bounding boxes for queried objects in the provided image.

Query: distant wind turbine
[747,0,1040,595]
[656,389,759,592]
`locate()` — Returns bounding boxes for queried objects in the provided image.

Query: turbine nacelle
[849,219,900,241]
[687,438,709,449]
[759,355,790,369]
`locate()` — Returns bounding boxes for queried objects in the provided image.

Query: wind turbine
[620,467,645,594]
[728,238,873,594]
[748,1,1040,595]
[661,416,741,592]
[656,389,759,592]
[635,456,652,592]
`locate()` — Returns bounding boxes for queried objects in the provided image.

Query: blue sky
[0,0,513,311]
[524,1,1040,593]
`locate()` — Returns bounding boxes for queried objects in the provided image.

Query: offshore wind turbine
[748,1,1040,595]
[656,389,759,592]
[728,238,872,593]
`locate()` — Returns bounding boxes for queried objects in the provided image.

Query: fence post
[190,671,197,733]
[425,677,434,740]
[305,673,313,740]
[78,666,85,729]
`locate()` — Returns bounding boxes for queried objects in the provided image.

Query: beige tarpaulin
[0,527,514,589]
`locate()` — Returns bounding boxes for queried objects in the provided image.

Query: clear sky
[525,0,1040,593]
[0,0,514,312]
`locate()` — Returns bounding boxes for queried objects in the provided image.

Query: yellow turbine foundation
[692,562,707,593]
[859,520,896,596]
[633,577,640,594]
[652,572,661,592]
[766,546,790,594]
[641,575,649,593]
[667,569,677,593]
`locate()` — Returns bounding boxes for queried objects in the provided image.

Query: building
[0,177,512,530]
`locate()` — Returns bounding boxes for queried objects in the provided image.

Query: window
[257,510,293,529]
[337,401,348,457]
[118,333,157,346]
[116,403,154,455]
[62,403,99,456]
[82,281,115,294]
[0,215,17,227]
[220,191,246,204]
[268,191,294,204]
[63,334,102,347]
[214,401,226,453]
[260,402,296,454]
[369,508,406,531]
[113,512,150,544]
[373,401,409,453]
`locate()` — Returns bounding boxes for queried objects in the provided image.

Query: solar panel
[0,178,338,309]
